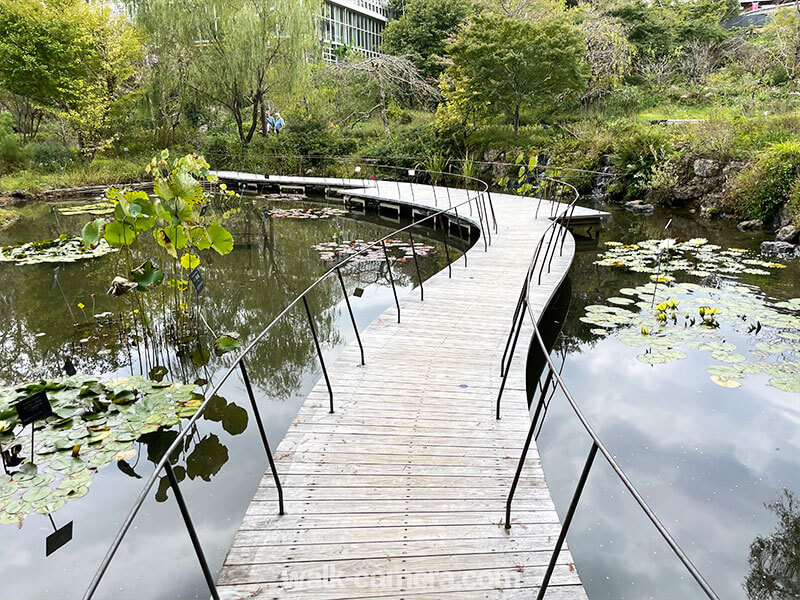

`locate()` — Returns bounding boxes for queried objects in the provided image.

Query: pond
[535,204,800,600]
[0,192,465,599]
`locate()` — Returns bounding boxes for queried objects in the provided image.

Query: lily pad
[710,375,742,388]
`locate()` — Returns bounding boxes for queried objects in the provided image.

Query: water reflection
[533,203,800,600]
[745,489,800,600]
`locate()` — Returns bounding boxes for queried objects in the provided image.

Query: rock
[694,158,720,178]
[775,224,800,243]
[673,184,704,202]
[760,241,800,257]
[737,219,764,231]
[623,200,655,215]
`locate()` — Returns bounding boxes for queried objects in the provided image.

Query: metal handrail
[83,166,492,600]
[501,181,721,600]
[211,150,616,181]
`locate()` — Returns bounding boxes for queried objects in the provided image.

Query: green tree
[382,0,472,79]
[0,0,142,159]
[447,13,587,134]
[127,0,318,147]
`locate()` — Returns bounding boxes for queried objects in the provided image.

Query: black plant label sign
[46,521,73,557]
[16,390,54,426]
[353,287,365,298]
[189,267,205,294]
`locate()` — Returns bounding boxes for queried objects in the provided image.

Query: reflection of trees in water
[0,201,453,398]
[744,489,800,600]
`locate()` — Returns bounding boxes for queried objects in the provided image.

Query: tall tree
[447,13,587,134]
[382,0,472,79]
[127,0,318,147]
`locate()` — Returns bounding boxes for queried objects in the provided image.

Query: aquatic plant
[0,376,202,523]
[581,281,800,391]
[78,151,238,365]
[0,234,116,265]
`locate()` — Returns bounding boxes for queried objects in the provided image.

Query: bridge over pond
[210,171,607,600]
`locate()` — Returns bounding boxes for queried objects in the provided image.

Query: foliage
[79,151,236,336]
[756,6,800,84]
[726,141,800,222]
[382,0,472,79]
[0,112,26,172]
[0,0,143,160]
[606,122,676,202]
[447,13,588,134]
[575,4,636,107]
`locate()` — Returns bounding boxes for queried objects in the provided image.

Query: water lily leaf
[710,351,746,364]
[768,377,800,393]
[755,342,789,354]
[637,352,669,364]
[149,366,168,382]
[222,403,248,435]
[81,219,105,249]
[710,375,741,388]
[107,276,138,297]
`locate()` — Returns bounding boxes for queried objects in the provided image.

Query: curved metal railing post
[535,442,598,600]
[335,267,365,366]
[164,461,221,600]
[302,296,334,414]
[438,214,452,278]
[381,239,401,323]
[408,232,424,302]
[239,360,284,515]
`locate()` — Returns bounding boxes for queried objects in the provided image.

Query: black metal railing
[82,164,500,600]
[498,185,722,600]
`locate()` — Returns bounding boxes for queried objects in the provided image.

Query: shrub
[0,113,27,173]
[26,141,77,171]
[726,141,800,222]
[606,121,678,202]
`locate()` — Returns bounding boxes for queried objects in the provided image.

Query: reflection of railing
[498,181,722,599]
[83,166,496,600]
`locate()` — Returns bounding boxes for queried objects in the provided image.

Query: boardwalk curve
[213,174,607,600]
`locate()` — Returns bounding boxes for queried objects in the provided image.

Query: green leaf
[207,223,234,256]
[130,261,164,291]
[214,332,241,355]
[104,221,138,247]
[81,219,105,248]
[180,253,200,269]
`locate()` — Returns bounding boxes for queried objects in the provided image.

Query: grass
[0,155,148,194]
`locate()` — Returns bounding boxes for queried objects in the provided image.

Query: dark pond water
[535,203,800,600]
[0,194,464,599]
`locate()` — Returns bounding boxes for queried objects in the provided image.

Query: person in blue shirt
[266,111,275,133]
[274,113,285,134]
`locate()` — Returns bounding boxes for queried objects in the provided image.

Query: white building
[321,0,391,62]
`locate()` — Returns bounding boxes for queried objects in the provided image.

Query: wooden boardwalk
[213,174,606,599]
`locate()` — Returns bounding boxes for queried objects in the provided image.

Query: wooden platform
[213,174,602,599]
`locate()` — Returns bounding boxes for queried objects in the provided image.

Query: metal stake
[495,299,526,420]
[438,215,452,278]
[302,296,334,413]
[164,461,220,600]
